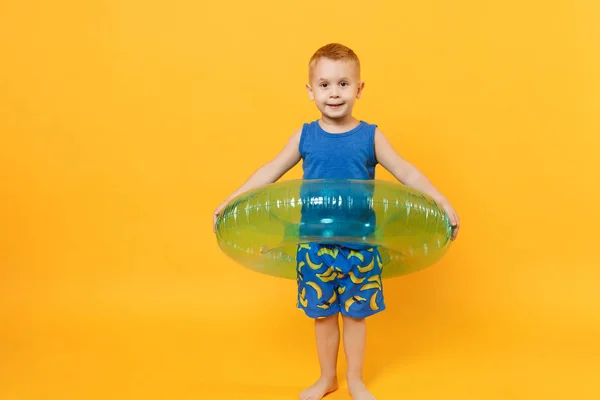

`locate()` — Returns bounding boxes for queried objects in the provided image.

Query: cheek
[343,91,356,100]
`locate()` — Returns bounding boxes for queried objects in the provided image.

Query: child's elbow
[385,157,412,183]
[261,161,289,182]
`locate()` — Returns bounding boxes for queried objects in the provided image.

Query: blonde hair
[308,43,360,82]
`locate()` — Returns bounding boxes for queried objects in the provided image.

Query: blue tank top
[298,120,378,247]
[299,120,377,180]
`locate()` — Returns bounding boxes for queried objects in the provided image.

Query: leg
[342,316,375,400]
[296,244,342,400]
[299,314,340,400]
[337,246,385,400]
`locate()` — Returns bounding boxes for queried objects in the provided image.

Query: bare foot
[299,376,338,400]
[348,378,376,400]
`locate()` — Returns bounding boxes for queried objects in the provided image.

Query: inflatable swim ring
[215,179,454,279]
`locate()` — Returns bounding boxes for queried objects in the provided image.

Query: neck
[319,114,360,133]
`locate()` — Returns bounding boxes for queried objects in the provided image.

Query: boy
[213,43,460,400]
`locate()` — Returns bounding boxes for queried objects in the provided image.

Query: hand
[440,201,460,240]
[213,202,227,233]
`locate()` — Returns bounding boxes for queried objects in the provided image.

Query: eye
[340,81,349,87]
[320,82,328,88]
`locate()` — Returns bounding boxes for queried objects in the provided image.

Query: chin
[320,108,346,119]
[324,112,350,120]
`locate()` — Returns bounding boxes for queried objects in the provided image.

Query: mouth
[326,103,345,108]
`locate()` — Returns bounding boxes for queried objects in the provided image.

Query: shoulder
[358,120,378,133]
[294,120,319,138]
[357,121,379,142]
[373,125,388,141]
[298,119,320,141]
[371,125,394,154]
[303,119,320,131]
[373,127,395,156]
[372,126,401,161]
[290,119,318,139]
[295,120,318,155]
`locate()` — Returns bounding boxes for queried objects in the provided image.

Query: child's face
[306,58,364,121]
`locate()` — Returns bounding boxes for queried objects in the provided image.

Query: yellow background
[1,0,599,399]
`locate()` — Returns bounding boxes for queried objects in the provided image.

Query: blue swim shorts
[296,243,385,319]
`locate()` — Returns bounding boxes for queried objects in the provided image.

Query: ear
[356,81,365,99]
[306,83,314,101]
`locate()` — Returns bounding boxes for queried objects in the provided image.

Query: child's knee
[341,315,367,326]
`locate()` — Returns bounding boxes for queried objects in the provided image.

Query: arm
[213,128,303,230]
[374,128,460,239]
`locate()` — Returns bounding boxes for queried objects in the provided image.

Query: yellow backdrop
[1,0,599,399]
